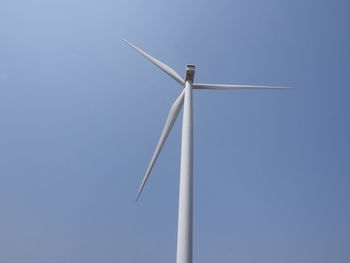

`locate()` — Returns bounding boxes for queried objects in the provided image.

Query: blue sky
[0,0,349,262]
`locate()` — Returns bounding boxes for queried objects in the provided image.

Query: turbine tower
[122,39,289,263]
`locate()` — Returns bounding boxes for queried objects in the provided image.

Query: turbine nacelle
[185,64,195,82]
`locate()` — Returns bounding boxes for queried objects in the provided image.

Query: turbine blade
[136,90,185,200]
[193,83,291,90]
[121,38,184,86]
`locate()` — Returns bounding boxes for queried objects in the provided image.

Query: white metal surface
[176,80,193,263]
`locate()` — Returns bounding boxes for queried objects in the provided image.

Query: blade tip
[120,38,133,47]
[120,37,128,43]
[135,189,142,201]
[280,86,294,89]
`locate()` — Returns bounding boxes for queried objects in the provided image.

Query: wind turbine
[122,39,289,263]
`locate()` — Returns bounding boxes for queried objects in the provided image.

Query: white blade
[193,83,291,90]
[121,38,184,86]
[136,90,185,200]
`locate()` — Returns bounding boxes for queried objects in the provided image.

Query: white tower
[176,65,195,263]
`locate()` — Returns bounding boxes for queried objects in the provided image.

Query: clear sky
[0,0,349,262]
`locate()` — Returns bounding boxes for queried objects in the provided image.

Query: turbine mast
[176,65,195,263]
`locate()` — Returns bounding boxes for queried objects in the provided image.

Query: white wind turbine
[122,39,290,263]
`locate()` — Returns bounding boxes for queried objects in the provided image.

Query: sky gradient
[0,0,349,262]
